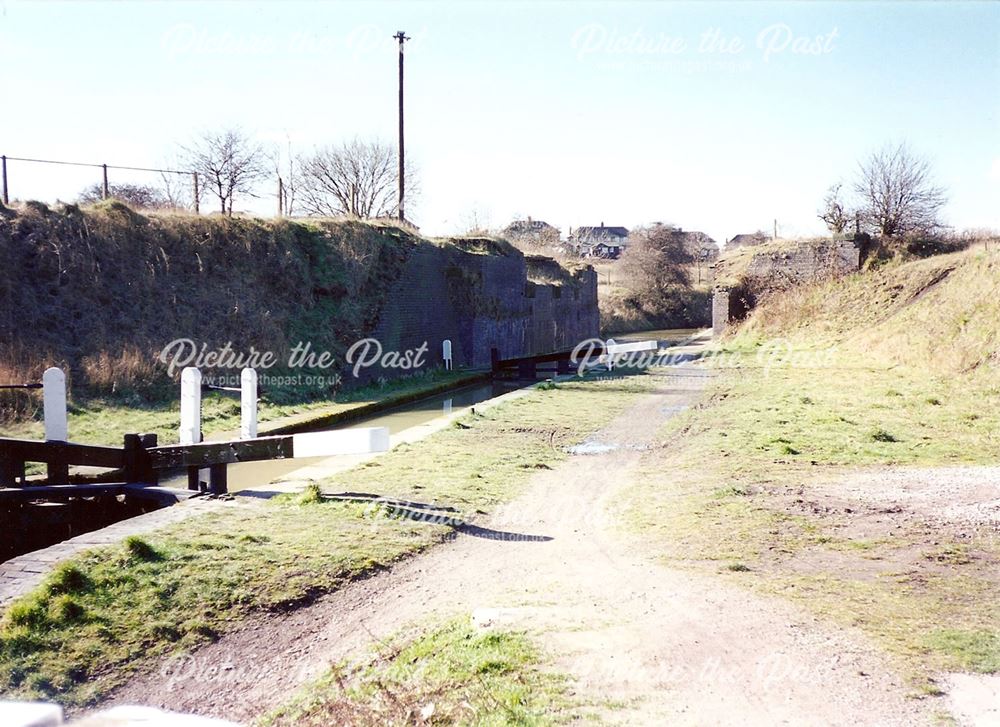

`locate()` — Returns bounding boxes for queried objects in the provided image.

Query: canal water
[196,380,521,492]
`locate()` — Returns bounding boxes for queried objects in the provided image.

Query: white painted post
[241,368,258,440]
[442,339,453,371]
[42,367,68,442]
[605,338,616,371]
[179,367,202,445]
[443,398,453,415]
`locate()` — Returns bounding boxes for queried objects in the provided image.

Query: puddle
[567,441,652,455]
[567,441,620,455]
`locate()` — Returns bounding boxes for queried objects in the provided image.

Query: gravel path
[105,366,940,725]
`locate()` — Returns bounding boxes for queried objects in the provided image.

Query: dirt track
[106,366,941,725]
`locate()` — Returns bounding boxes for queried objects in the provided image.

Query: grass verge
[622,340,1000,690]
[260,618,575,726]
[0,368,484,446]
[0,373,654,706]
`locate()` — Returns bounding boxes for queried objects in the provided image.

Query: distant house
[726,232,769,249]
[501,217,560,246]
[570,222,630,259]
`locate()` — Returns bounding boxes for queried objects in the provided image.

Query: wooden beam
[149,436,294,469]
[0,438,124,469]
[148,427,389,469]
[0,483,127,501]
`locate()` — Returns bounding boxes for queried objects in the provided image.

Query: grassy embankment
[1,202,553,445]
[622,246,1000,689]
[260,618,575,727]
[0,373,654,709]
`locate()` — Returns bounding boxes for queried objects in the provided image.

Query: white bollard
[442,339,453,371]
[443,398,453,415]
[42,367,68,442]
[605,338,616,371]
[179,367,202,445]
[241,368,258,440]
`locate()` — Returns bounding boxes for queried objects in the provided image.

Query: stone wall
[366,239,598,378]
[712,237,864,336]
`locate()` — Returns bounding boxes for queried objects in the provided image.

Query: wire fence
[0,154,202,212]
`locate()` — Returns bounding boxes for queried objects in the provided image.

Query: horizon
[1,0,997,244]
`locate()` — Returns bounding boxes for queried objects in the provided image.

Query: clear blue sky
[1,0,997,243]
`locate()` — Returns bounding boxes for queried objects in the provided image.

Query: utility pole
[394,30,409,222]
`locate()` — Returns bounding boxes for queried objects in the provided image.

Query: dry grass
[623,246,1000,688]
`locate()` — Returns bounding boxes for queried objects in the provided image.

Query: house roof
[575,225,629,240]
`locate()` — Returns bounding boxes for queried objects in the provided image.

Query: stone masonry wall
[712,238,862,336]
[365,241,598,380]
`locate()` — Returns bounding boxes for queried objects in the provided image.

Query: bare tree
[622,223,693,294]
[818,183,852,234]
[853,143,947,237]
[298,139,416,219]
[158,165,202,211]
[268,137,299,217]
[78,182,167,209]
[182,129,267,216]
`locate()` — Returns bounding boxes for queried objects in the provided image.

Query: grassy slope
[622,247,1000,689]
[0,374,655,707]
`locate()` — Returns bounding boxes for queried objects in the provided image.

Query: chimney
[527,215,532,224]
[600,221,604,228]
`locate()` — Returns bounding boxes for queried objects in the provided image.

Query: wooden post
[102,164,109,199]
[240,368,257,440]
[192,172,200,214]
[43,365,70,483]
[123,433,158,484]
[208,463,228,495]
[43,368,68,442]
[180,367,202,491]
[277,177,284,216]
[180,367,202,446]
[1,155,8,205]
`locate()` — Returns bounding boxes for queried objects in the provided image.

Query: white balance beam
[291,427,390,458]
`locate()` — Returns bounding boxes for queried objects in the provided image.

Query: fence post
[192,172,200,214]
[241,368,258,440]
[442,340,453,371]
[102,164,109,199]
[1,155,8,205]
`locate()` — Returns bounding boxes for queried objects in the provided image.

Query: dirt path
[107,366,940,725]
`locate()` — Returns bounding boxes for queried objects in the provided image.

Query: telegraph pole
[394,30,409,222]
